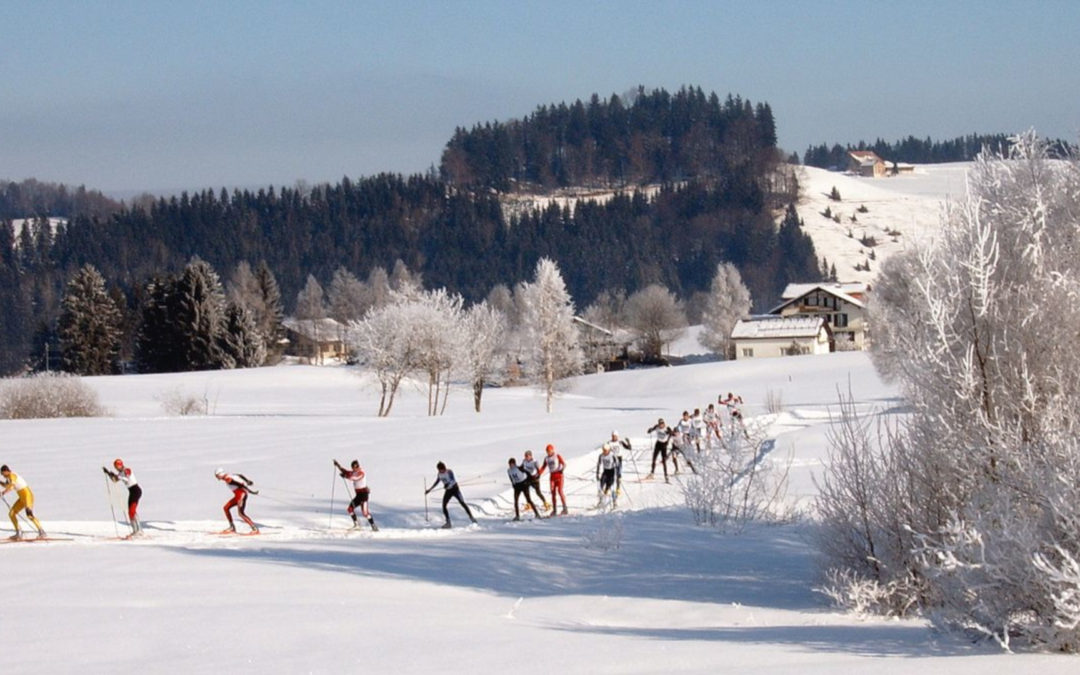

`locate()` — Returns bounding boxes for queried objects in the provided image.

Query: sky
[1,0,1078,195]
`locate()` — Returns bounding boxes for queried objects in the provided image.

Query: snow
[2,355,1075,672]
[793,163,970,282]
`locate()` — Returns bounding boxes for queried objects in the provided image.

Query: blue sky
[2,0,1078,193]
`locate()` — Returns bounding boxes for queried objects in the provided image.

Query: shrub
[157,388,208,416]
[0,372,106,419]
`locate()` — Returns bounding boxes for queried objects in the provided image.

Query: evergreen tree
[221,302,266,368]
[57,264,123,375]
[173,257,230,370]
[254,261,285,362]
[327,266,367,323]
[295,274,327,320]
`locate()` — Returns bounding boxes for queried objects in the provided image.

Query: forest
[802,132,1075,169]
[0,86,818,375]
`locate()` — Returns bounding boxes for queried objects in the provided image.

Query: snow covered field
[793,163,970,283]
[3,354,1075,673]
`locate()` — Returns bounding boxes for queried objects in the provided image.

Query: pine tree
[295,274,327,320]
[57,264,123,375]
[221,302,266,368]
[254,261,284,363]
[173,257,230,370]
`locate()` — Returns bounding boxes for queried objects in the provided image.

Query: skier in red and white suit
[103,458,142,535]
[537,444,568,516]
[214,468,258,533]
[334,459,378,531]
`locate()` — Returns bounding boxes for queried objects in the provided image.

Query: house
[770,282,870,350]
[730,315,832,359]
[847,150,887,178]
[282,317,347,364]
[573,316,632,371]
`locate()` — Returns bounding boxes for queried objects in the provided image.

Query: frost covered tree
[57,264,123,375]
[327,266,367,324]
[520,258,583,412]
[624,284,686,362]
[699,262,752,358]
[405,289,465,416]
[464,301,508,412]
[818,133,1080,650]
[253,261,285,362]
[348,304,415,417]
[295,274,327,321]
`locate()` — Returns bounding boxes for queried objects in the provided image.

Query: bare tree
[327,267,368,324]
[624,284,686,362]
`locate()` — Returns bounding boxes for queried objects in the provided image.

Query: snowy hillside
[4,356,1077,672]
[793,163,970,282]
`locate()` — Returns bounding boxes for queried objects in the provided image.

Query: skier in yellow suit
[1,465,46,540]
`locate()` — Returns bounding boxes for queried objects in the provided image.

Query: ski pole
[104,474,120,538]
[1,491,36,530]
[424,477,429,523]
[328,465,337,529]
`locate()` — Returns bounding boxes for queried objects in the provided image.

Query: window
[741,348,754,358]
[833,313,849,328]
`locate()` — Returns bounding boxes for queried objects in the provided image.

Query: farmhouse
[282,317,347,365]
[730,315,832,359]
[847,150,886,177]
[770,282,870,350]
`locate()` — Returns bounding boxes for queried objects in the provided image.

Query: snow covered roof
[848,150,883,166]
[772,283,868,314]
[730,315,828,340]
[282,317,345,342]
[781,282,869,301]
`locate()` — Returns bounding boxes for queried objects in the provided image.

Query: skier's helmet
[214,467,225,477]
[545,444,554,453]
[113,458,124,469]
[611,430,619,438]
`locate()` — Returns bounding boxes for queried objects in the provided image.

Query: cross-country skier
[644,418,674,482]
[520,450,549,511]
[507,458,543,521]
[334,459,378,531]
[425,462,477,529]
[602,431,632,502]
[538,444,568,516]
[103,458,142,535]
[596,444,619,508]
[703,403,721,448]
[668,428,697,475]
[691,408,706,451]
[214,468,259,534]
[719,392,747,437]
[0,465,45,540]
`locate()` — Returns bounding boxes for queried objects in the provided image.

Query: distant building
[847,150,887,177]
[730,316,832,359]
[770,282,870,350]
[282,317,347,365]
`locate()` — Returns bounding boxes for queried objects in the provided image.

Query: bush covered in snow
[0,372,106,419]
[683,427,790,533]
[818,133,1080,651]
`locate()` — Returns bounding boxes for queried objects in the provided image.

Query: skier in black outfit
[507,458,543,521]
[425,461,477,529]
[645,418,676,482]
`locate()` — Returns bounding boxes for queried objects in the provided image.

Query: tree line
[441,86,781,191]
[802,132,1076,169]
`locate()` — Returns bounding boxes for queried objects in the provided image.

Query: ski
[211,529,261,536]
[1,536,74,544]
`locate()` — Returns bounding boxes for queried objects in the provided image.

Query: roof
[282,317,345,342]
[781,282,869,300]
[772,283,868,314]
[848,150,883,166]
[730,315,829,340]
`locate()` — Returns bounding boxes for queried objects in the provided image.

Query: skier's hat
[545,444,554,452]
[611,429,619,437]
[113,458,124,469]
[214,467,225,477]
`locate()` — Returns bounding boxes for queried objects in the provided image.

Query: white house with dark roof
[848,150,887,177]
[282,317,347,365]
[770,282,870,350]
[730,315,832,359]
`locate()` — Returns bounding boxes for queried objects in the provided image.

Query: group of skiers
[1,393,747,540]
[644,392,747,482]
